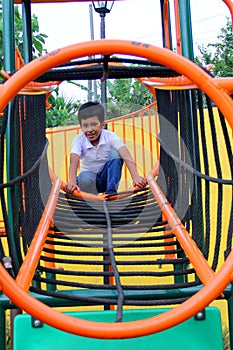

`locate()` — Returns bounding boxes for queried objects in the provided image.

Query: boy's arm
[118,146,147,188]
[65,153,80,193]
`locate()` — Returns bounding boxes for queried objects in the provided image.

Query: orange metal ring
[0,41,232,130]
[49,168,140,201]
[0,251,233,339]
[0,39,233,339]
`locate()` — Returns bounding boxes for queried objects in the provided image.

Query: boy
[65,101,147,195]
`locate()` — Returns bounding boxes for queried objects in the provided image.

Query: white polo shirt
[70,129,125,174]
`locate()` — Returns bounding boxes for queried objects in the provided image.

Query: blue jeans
[77,150,123,195]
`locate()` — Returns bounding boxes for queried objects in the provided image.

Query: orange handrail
[142,74,233,93]
[148,108,154,170]
[147,173,220,288]
[44,232,56,269]
[46,125,80,178]
[46,102,158,185]
[214,77,233,94]
[0,40,232,131]
[122,118,128,186]
[49,168,105,201]
[140,111,146,177]
[141,64,213,90]
[16,178,61,291]
[49,167,142,201]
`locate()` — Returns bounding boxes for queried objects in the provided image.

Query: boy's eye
[82,123,99,129]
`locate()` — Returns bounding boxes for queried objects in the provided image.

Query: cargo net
[27,89,233,322]
[0,59,232,323]
[156,89,233,264]
[32,188,197,322]
[0,94,51,274]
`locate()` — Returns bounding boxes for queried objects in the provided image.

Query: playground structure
[0,1,233,349]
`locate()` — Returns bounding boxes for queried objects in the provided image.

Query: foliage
[106,77,154,119]
[45,77,154,127]
[0,3,47,73]
[1,8,232,127]
[195,17,233,77]
[46,87,81,128]
[14,8,47,59]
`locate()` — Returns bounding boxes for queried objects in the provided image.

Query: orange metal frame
[173,0,182,54]
[16,179,61,291]
[49,168,141,201]
[46,102,158,186]
[142,65,233,93]
[222,0,233,25]
[0,40,232,128]
[147,173,223,291]
[163,0,172,50]
[0,39,233,339]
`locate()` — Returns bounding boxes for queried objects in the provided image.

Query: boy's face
[80,116,104,145]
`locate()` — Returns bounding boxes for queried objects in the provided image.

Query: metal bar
[16,179,61,291]
[2,0,15,72]
[21,0,33,63]
[147,174,221,288]
[177,0,194,60]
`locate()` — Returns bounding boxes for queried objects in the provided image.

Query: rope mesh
[30,188,198,312]
[0,95,51,275]
[156,89,233,269]
[0,79,232,321]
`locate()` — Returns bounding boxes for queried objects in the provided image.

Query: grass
[223,324,230,350]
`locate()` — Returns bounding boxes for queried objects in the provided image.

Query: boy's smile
[81,116,104,146]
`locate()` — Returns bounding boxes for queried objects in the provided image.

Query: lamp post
[93,2,115,309]
[92,1,114,105]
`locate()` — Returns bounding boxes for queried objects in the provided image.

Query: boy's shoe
[105,192,117,197]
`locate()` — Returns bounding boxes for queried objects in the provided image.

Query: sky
[28,0,231,100]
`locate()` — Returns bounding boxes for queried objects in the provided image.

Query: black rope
[30,285,190,306]
[40,255,186,266]
[34,273,198,290]
[51,57,166,68]
[206,96,223,271]
[197,91,211,260]
[217,107,233,258]
[34,63,179,82]
[158,137,233,185]
[0,139,49,190]
[103,200,124,322]
[32,187,198,306]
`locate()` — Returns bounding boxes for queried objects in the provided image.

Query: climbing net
[0,40,232,339]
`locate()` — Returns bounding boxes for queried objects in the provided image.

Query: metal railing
[46,102,159,190]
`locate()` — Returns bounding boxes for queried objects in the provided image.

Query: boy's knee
[108,149,123,162]
[77,171,98,194]
[78,171,95,185]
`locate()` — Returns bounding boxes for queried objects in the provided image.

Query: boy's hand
[65,181,79,194]
[132,175,148,189]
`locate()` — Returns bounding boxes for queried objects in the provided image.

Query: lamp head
[92,1,115,14]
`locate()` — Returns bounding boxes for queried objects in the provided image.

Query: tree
[195,17,233,77]
[0,3,47,72]
[106,77,154,119]
[46,88,81,128]
[14,7,47,59]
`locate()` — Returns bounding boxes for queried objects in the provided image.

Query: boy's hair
[78,101,105,124]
